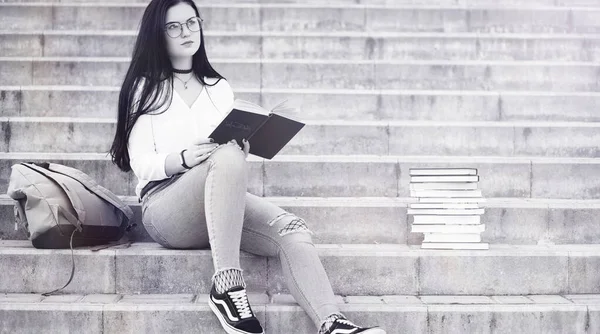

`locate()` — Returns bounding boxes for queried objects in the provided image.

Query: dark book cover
[209,101,305,159]
[209,109,268,147]
[248,114,305,159]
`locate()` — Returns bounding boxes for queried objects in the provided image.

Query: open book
[209,99,305,159]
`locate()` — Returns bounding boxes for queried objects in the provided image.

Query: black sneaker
[208,284,264,334]
[322,317,387,334]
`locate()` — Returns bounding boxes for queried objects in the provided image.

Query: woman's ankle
[212,268,246,294]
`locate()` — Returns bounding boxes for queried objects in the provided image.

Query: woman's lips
[181,41,193,46]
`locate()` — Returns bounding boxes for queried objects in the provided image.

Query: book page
[231,99,270,115]
[269,99,300,120]
[269,99,291,112]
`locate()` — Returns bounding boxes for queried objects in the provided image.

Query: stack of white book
[408,168,489,250]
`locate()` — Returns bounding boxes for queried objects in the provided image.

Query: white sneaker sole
[208,296,264,334]
[359,329,387,334]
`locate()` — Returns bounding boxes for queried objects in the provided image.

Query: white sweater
[127,77,234,199]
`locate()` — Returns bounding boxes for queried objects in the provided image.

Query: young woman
[110,1,387,333]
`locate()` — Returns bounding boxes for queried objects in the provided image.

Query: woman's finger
[242,139,250,158]
[187,150,204,160]
[192,137,214,146]
[194,143,218,150]
[191,144,217,155]
[197,145,219,156]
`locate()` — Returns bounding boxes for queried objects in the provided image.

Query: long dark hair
[110,0,224,172]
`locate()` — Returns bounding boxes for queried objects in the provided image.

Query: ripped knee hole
[267,212,313,237]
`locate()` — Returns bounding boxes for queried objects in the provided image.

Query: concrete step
[0,293,388,334]
[2,3,600,33]
[1,153,599,199]
[1,0,599,7]
[2,31,599,60]
[2,195,600,245]
[3,117,600,157]
[2,86,599,122]
[2,57,600,91]
[1,241,599,296]
[1,293,599,334]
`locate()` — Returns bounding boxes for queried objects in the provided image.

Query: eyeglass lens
[166,17,202,38]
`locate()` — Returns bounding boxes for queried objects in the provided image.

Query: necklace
[173,68,193,74]
[174,73,194,89]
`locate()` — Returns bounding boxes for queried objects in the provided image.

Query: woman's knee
[240,210,315,257]
[267,212,315,242]
[208,143,247,172]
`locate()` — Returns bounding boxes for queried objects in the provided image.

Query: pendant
[184,83,188,89]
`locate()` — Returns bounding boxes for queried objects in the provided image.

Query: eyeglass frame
[164,17,204,38]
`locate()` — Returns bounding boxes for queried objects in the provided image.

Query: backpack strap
[89,234,132,251]
[13,199,27,232]
[41,228,77,296]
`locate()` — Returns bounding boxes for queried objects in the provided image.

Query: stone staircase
[1,1,600,333]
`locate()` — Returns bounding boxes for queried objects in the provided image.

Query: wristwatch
[180,149,191,169]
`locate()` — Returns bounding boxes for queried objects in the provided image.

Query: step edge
[5,117,600,128]
[1,240,599,254]
[3,86,600,97]
[2,2,600,10]
[3,56,600,66]
[2,152,600,164]
[2,30,600,39]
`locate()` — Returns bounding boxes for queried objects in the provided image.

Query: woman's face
[164,3,202,59]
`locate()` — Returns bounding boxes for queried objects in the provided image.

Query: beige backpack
[7,162,135,295]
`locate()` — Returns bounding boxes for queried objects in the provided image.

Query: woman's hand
[182,138,219,168]
[241,138,250,158]
[227,138,250,158]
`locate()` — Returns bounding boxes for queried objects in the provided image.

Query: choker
[173,68,193,74]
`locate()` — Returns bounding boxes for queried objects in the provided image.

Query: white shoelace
[336,318,358,327]
[320,317,360,334]
[228,289,253,319]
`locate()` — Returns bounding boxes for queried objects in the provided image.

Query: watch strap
[180,149,191,169]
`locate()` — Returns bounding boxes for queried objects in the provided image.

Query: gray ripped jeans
[141,143,340,329]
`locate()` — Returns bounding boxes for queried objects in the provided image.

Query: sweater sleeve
[127,78,169,181]
[128,115,169,181]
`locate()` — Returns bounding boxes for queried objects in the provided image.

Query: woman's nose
[180,24,192,38]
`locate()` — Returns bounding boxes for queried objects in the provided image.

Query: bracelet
[180,149,191,169]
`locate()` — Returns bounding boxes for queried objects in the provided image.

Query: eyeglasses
[164,17,203,38]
